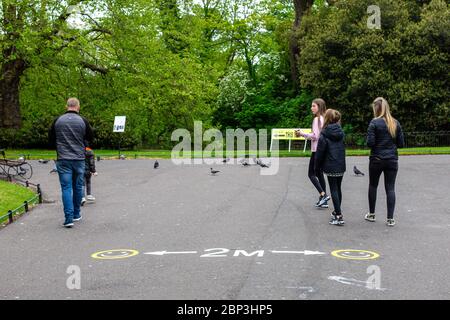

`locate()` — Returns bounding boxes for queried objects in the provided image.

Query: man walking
[49,98,94,228]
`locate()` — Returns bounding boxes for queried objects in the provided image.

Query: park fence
[343,131,450,149]
[285,131,450,151]
[0,181,42,225]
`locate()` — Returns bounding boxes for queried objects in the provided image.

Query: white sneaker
[81,198,86,206]
[387,219,396,227]
[86,195,96,202]
[365,213,376,222]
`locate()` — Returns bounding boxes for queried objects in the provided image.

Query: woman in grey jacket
[366,97,405,227]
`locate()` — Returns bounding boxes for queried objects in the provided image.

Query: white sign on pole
[113,116,126,133]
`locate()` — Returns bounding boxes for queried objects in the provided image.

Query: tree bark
[1,3,26,129]
[289,0,314,94]
[0,54,27,129]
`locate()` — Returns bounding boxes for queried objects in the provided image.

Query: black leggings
[84,174,92,196]
[327,176,343,215]
[368,158,398,219]
[309,153,326,195]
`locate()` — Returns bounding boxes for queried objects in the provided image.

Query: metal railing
[0,181,42,225]
[345,131,450,149]
[286,131,450,151]
[403,131,450,148]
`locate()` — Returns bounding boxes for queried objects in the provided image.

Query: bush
[298,0,450,132]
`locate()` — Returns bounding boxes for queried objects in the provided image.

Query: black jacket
[315,123,346,174]
[85,149,96,174]
[367,118,405,160]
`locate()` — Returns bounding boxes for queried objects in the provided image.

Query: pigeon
[154,160,159,169]
[49,160,58,174]
[259,162,271,168]
[242,161,250,167]
[119,154,126,160]
[353,166,365,176]
[39,159,49,164]
[253,157,262,166]
[210,168,220,175]
[222,158,230,164]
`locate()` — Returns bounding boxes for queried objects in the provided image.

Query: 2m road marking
[91,248,380,260]
[144,248,326,258]
[145,251,198,256]
[271,250,326,256]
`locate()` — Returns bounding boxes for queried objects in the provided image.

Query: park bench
[0,149,33,181]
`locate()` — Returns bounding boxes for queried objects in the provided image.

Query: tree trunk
[0,52,26,129]
[1,3,26,129]
[289,0,314,94]
[243,45,257,86]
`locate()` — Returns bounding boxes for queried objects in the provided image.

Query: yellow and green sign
[271,128,312,141]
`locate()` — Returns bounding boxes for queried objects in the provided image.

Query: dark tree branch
[80,61,109,75]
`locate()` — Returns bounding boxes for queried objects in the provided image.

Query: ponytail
[373,97,397,138]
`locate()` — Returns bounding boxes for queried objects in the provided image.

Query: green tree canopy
[1,0,448,149]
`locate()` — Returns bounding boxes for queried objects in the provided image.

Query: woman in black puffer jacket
[315,109,346,226]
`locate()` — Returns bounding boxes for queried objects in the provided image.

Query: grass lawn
[0,180,37,224]
[2,147,450,160]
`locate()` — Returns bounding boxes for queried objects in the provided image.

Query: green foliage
[2,0,219,149]
[1,0,449,150]
[298,0,450,132]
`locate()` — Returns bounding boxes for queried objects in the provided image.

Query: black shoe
[315,196,322,207]
[319,201,329,209]
[316,195,330,208]
[63,221,74,228]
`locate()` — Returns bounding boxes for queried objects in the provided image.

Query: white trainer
[365,213,376,222]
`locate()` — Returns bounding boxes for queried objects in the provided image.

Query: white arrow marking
[328,276,388,291]
[144,251,198,256]
[271,250,326,256]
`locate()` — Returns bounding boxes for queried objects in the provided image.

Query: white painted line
[328,276,388,291]
[271,250,326,256]
[144,251,198,256]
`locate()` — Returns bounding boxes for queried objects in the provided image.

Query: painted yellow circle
[91,249,139,260]
[331,249,380,260]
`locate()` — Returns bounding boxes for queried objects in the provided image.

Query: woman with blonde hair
[366,97,405,227]
[296,98,330,209]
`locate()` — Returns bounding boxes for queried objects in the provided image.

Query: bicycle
[0,149,33,181]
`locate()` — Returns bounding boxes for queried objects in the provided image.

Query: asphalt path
[0,155,449,300]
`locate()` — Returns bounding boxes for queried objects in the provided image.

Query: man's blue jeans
[56,160,85,223]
